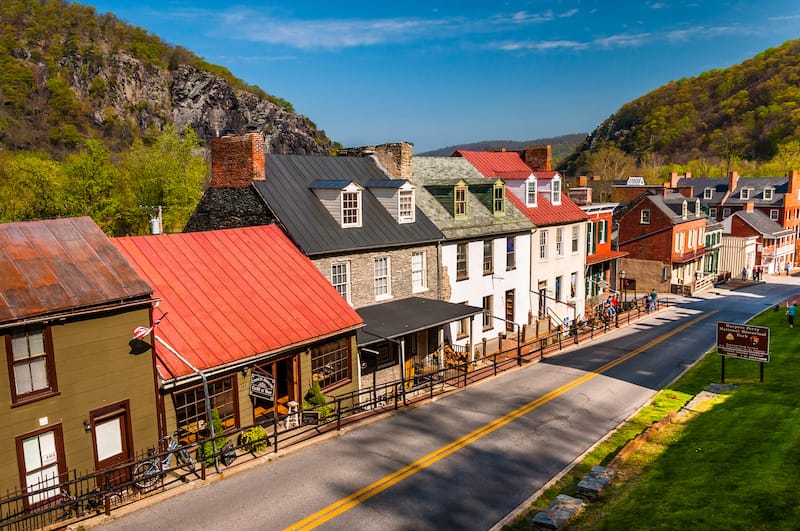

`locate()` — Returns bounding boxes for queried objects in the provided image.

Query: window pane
[12,333,29,360]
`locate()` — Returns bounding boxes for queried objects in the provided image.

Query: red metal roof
[586,250,629,266]
[507,192,589,226]
[454,150,533,180]
[113,225,363,379]
[0,217,152,325]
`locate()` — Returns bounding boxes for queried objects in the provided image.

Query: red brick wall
[210,133,265,188]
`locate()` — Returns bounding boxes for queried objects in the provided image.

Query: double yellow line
[286,310,717,530]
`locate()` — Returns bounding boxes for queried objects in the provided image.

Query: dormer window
[681,200,688,219]
[695,199,701,218]
[551,176,562,205]
[493,181,505,216]
[526,178,537,207]
[740,188,750,200]
[398,189,415,223]
[764,188,774,200]
[455,184,468,219]
[342,188,361,228]
[703,187,713,200]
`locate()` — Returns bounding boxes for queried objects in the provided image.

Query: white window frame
[526,178,537,207]
[374,256,391,300]
[571,226,579,253]
[331,261,351,303]
[740,188,750,200]
[539,230,548,260]
[689,229,696,249]
[681,201,688,219]
[709,207,717,219]
[764,188,774,200]
[770,209,779,220]
[586,221,596,256]
[341,189,362,228]
[556,227,564,257]
[551,176,562,205]
[641,209,650,224]
[411,251,426,292]
[704,188,713,199]
[398,189,415,223]
[723,207,731,218]
[598,219,607,244]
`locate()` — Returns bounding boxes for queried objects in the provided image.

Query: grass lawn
[503,305,800,530]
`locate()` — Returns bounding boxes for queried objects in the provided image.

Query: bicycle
[133,432,195,490]
[56,488,103,522]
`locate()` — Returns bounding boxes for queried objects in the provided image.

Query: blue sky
[80,1,799,153]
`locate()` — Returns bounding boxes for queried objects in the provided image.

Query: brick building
[617,191,711,295]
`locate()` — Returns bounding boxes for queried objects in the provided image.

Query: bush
[302,380,334,420]
[196,409,229,467]
[238,425,269,454]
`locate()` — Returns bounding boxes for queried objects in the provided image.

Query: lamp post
[619,270,627,310]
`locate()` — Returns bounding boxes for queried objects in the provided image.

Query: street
[98,277,799,531]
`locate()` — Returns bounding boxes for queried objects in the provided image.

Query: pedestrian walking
[752,266,757,282]
[786,263,791,276]
[741,267,747,281]
[644,293,652,313]
[787,301,797,328]
[649,289,657,311]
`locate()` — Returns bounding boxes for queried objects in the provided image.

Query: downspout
[154,336,220,473]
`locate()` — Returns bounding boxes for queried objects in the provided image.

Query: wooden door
[90,401,132,487]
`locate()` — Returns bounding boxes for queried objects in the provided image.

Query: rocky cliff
[0,1,333,157]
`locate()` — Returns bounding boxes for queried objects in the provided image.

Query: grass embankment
[504,305,800,530]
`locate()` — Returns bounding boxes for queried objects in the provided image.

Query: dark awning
[356,297,483,347]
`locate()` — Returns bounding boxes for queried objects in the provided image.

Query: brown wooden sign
[717,321,770,362]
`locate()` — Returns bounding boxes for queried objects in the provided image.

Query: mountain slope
[0,0,333,157]
[561,38,800,174]
[419,134,586,163]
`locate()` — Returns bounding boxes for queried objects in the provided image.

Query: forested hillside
[419,134,586,164]
[0,0,334,157]
[562,39,800,178]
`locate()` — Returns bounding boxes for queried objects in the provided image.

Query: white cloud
[559,8,579,18]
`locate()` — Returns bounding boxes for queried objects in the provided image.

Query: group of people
[742,265,765,281]
[600,288,658,323]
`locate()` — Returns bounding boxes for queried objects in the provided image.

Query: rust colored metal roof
[508,192,589,226]
[454,150,533,180]
[113,225,363,379]
[0,217,152,325]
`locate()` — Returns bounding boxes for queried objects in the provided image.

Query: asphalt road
[98,277,799,531]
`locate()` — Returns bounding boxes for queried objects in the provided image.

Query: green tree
[0,151,66,222]
[62,139,124,233]
[121,125,207,233]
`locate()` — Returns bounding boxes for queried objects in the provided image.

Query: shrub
[302,380,334,420]
[196,409,228,467]
[238,426,269,454]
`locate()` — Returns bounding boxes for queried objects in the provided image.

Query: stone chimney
[727,170,739,193]
[520,145,552,172]
[210,133,266,188]
[569,187,592,206]
[373,142,414,181]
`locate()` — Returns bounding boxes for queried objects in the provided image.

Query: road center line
[285,310,717,531]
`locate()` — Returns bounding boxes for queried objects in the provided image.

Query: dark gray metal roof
[649,192,705,223]
[733,210,793,237]
[356,297,482,346]
[254,155,443,257]
[366,179,408,188]
[677,176,787,206]
[310,179,353,189]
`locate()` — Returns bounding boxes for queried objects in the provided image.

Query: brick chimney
[727,170,739,193]
[788,169,800,197]
[579,176,588,187]
[210,133,265,188]
[372,142,414,181]
[744,200,755,212]
[520,145,552,172]
[669,172,680,188]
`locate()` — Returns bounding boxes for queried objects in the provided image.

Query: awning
[586,249,629,266]
[356,297,483,347]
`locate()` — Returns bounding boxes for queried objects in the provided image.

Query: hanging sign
[249,373,275,401]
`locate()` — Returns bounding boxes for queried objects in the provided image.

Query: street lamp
[619,270,627,310]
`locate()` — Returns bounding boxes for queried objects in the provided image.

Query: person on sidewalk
[787,301,797,328]
[649,289,657,311]
[741,267,748,281]
[785,263,791,276]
